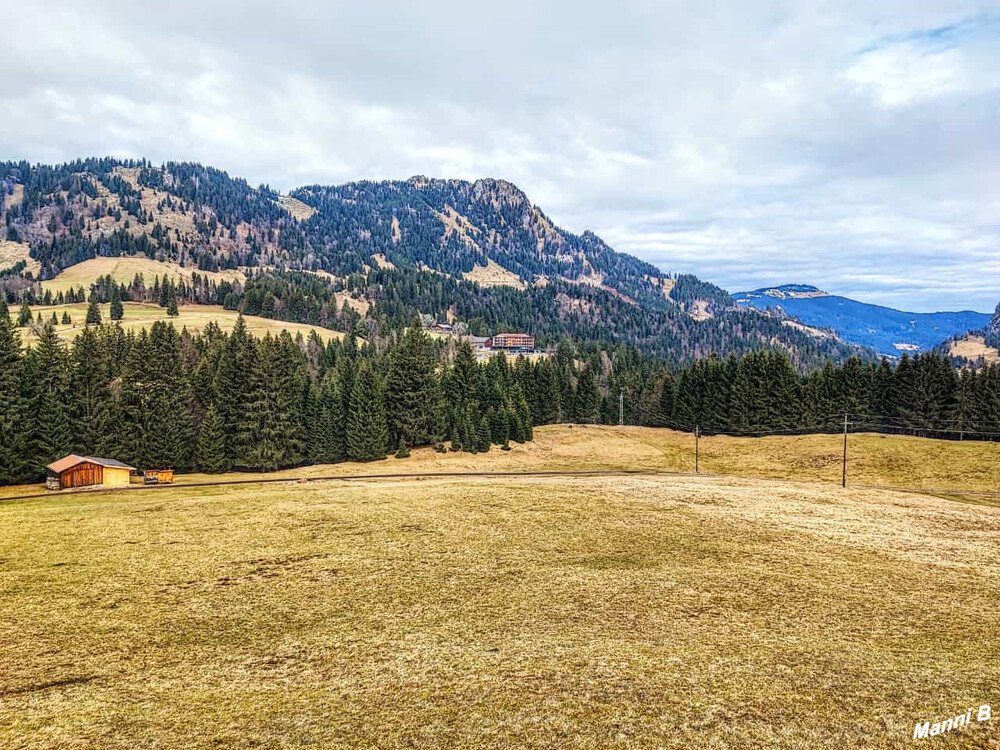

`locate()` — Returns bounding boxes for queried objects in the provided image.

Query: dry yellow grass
[371,253,396,270]
[277,195,318,221]
[782,318,837,339]
[39,256,245,294]
[0,239,40,276]
[950,335,999,364]
[687,299,713,321]
[3,426,999,503]
[1,467,998,748]
[2,183,25,211]
[464,257,526,289]
[185,425,1000,498]
[23,301,342,346]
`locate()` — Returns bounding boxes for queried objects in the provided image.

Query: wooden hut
[143,469,175,485]
[45,455,136,491]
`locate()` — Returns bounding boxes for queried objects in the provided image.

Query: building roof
[46,454,137,474]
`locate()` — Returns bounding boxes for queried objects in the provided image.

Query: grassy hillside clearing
[0,239,40,275]
[950,335,1000,364]
[38,256,245,294]
[1,468,998,748]
[276,194,318,221]
[22,301,342,345]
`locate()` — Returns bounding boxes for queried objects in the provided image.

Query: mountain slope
[733,284,989,357]
[0,158,863,366]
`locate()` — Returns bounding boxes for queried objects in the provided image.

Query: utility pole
[619,391,624,427]
[842,413,848,488]
[695,424,700,474]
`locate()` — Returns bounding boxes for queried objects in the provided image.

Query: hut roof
[46,455,137,474]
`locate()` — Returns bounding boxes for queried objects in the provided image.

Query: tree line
[5,295,1000,486]
[0,302,536,485]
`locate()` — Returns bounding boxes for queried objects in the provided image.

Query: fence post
[842,413,848,488]
[695,424,700,474]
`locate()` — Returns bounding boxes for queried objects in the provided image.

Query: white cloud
[846,41,976,107]
[1,1,999,311]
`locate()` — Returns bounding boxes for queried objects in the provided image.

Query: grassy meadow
[3,425,1000,502]
[1,467,998,748]
[23,301,342,345]
[37,255,245,294]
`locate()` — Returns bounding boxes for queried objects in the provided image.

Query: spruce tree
[314,373,346,463]
[196,404,229,473]
[0,299,25,484]
[385,319,438,450]
[17,299,31,327]
[214,315,251,464]
[85,293,102,325]
[110,283,124,321]
[573,366,601,424]
[70,327,112,456]
[27,324,73,477]
[475,414,492,452]
[144,322,192,469]
[237,335,300,471]
[347,361,387,461]
[165,281,179,317]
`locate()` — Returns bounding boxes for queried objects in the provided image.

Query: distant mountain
[733,284,990,357]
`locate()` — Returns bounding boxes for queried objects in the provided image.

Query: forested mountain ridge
[0,158,862,366]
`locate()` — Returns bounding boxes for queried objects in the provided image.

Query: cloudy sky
[3,1,999,311]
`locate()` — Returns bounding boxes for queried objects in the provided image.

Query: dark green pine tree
[384,319,439,450]
[27,324,73,477]
[143,322,192,469]
[452,339,479,403]
[333,339,358,452]
[0,298,26,484]
[475,412,492,453]
[512,384,533,441]
[237,335,300,471]
[17,299,32,327]
[460,402,477,453]
[532,359,561,425]
[165,281,179,317]
[657,370,676,426]
[70,326,112,456]
[110,283,124,321]
[347,361,387,462]
[304,381,324,465]
[115,330,152,468]
[314,373,346,463]
[489,406,508,444]
[573,366,601,424]
[214,315,251,465]
[196,404,230,473]
[85,292,102,325]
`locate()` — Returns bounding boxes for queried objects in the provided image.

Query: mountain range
[733,285,991,357]
[0,158,864,368]
[3,159,991,366]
